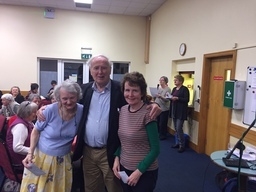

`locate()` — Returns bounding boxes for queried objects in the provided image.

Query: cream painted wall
[147,0,256,144]
[147,0,256,99]
[0,5,147,91]
[1,1,256,145]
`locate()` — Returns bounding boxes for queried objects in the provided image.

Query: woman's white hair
[54,79,82,102]
[1,93,14,102]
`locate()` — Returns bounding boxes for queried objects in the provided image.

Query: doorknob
[195,85,201,104]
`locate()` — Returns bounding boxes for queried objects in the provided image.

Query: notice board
[243,66,256,126]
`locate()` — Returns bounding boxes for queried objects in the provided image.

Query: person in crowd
[112,71,160,192]
[0,93,20,120]
[25,83,39,100]
[6,101,38,172]
[27,93,42,123]
[27,93,41,107]
[20,79,83,192]
[50,92,56,103]
[47,80,57,100]
[155,76,172,140]
[170,74,189,153]
[10,86,25,104]
[71,55,161,192]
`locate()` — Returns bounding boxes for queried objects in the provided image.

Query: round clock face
[179,43,186,56]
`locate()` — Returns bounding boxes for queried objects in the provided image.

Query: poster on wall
[243,66,256,126]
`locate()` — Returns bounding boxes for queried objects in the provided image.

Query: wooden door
[204,57,233,155]
[197,50,237,155]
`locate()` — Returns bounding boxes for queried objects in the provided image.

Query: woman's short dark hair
[10,86,21,94]
[17,101,38,119]
[30,83,39,91]
[174,74,184,83]
[121,71,148,102]
[51,80,57,85]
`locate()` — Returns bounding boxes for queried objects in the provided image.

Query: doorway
[63,61,85,85]
[39,59,58,98]
[39,59,88,97]
[198,50,237,155]
[39,59,130,97]
[179,72,195,106]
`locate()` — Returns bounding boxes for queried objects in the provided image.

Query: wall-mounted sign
[213,76,223,80]
[81,47,92,59]
[81,54,92,59]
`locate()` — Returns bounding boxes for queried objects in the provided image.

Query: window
[112,62,130,82]
[39,59,130,96]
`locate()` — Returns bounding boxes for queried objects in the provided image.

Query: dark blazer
[169,85,189,120]
[72,80,127,168]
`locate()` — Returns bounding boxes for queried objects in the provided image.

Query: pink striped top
[118,104,158,172]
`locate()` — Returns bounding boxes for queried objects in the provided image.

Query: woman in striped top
[113,71,160,192]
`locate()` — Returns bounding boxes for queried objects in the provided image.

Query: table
[211,150,256,192]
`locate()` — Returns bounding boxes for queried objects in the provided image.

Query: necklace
[59,105,78,138]
[60,105,77,121]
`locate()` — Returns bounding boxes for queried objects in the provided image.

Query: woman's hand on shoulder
[147,103,161,119]
[37,105,47,121]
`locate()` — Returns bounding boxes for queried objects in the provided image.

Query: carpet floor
[155,134,222,192]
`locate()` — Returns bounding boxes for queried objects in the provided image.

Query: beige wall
[1,0,256,145]
[0,5,147,91]
[147,0,256,103]
[147,0,256,144]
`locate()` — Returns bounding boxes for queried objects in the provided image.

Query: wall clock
[179,43,186,56]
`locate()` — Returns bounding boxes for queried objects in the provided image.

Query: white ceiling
[0,0,167,16]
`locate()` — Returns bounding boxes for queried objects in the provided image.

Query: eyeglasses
[25,101,30,107]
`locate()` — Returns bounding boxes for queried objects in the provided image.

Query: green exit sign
[81,54,92,59]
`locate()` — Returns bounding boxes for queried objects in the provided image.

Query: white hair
[1,93,14,102]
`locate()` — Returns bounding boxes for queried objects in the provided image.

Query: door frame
[197,50,237,153]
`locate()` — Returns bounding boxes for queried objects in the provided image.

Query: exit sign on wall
[81,54,92,59]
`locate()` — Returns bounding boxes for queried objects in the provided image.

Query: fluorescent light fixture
[74,0,93,4]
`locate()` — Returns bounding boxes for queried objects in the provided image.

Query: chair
[0,138,22,183]
[7,115,17,129]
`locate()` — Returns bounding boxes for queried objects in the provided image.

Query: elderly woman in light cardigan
[0,93,19,120]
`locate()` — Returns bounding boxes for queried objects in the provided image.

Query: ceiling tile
[0,0,167,16]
